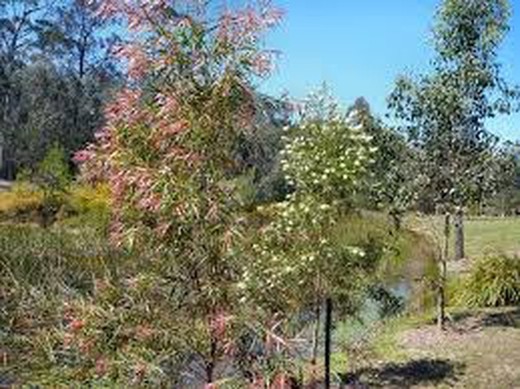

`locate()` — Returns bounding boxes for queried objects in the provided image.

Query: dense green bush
[60,184,111,230]
[457,255,520,307]
[32,144,73,226]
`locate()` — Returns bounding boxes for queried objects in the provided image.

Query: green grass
[408,215,520,260]
[464,217,520,259]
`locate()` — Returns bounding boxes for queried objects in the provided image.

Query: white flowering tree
[241,87,378,382]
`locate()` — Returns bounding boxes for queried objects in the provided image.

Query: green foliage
[0,224,116,290]
[62,184,111,230]
[456,255,520,307]
[389,0,517,212]
[0,224,186,387]
[333,212,440,315]
[0,221,300,386]
[346,98,416,222]
[35,143,71,193]
[434,0,511,60]
[35,144,71,226]
[0,180,111,229]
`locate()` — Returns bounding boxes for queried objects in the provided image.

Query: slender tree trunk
[389,208,402,233]
[454,206,464,260]
[310,299,321,388]
[206,337,217,384]
[438,213,449,331]
[3,150,15,181]
[324,297,332,389]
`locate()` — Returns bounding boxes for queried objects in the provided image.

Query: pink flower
[95,357,109,376]
[137,193,162,212]
[95,0,119,19]
[262,6,284,27]
[238,8,262,35]
[156,94,179,116]
[73,149,94,164]
[104,88,144,125]
[70,318,85,332]
[151,119,189,149]
[209,310,232,339]
[78,0,282,250]
[108,220,125,246]
[62,333,74,348]
[155,221,171,237]
[251,52,274,77]
[115,44,149,80]
[273,373,289,388]
[134,325,154,341]
[98,0,170,31]
[132,362,147,384]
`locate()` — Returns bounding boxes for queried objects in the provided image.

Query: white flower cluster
[240,90,375,306]
[280,118,373,196]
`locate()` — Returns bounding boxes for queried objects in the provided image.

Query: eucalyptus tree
[389,0,518,329]
[35,0,121,160]
[0,0,47,177]
[0,0,121,177]
[0,0,43,66]
[37,0,120,80]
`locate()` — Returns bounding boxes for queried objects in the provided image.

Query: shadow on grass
[478,308,520,327]
[447,307,520,329]
[339,358,465,388]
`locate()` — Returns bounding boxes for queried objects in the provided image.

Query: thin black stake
[324,297,333,389]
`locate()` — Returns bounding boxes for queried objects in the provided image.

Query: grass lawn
[464,217,520,259]
[407,215,520,260]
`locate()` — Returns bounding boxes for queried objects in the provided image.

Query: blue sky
[261,0,520,140]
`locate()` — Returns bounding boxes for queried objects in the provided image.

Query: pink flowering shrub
[77,0,283,248]
[72,0,286,386]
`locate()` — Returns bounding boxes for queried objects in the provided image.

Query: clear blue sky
[261,0,520,141]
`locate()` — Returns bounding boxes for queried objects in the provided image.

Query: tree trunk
[206,336,217,385]
[310,299,321,388]
[438,213,449,331]
[324,298,332,389]
[454,207,465,260]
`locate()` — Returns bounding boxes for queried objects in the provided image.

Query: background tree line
[2,0,519,220]
[0,0,120,179]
